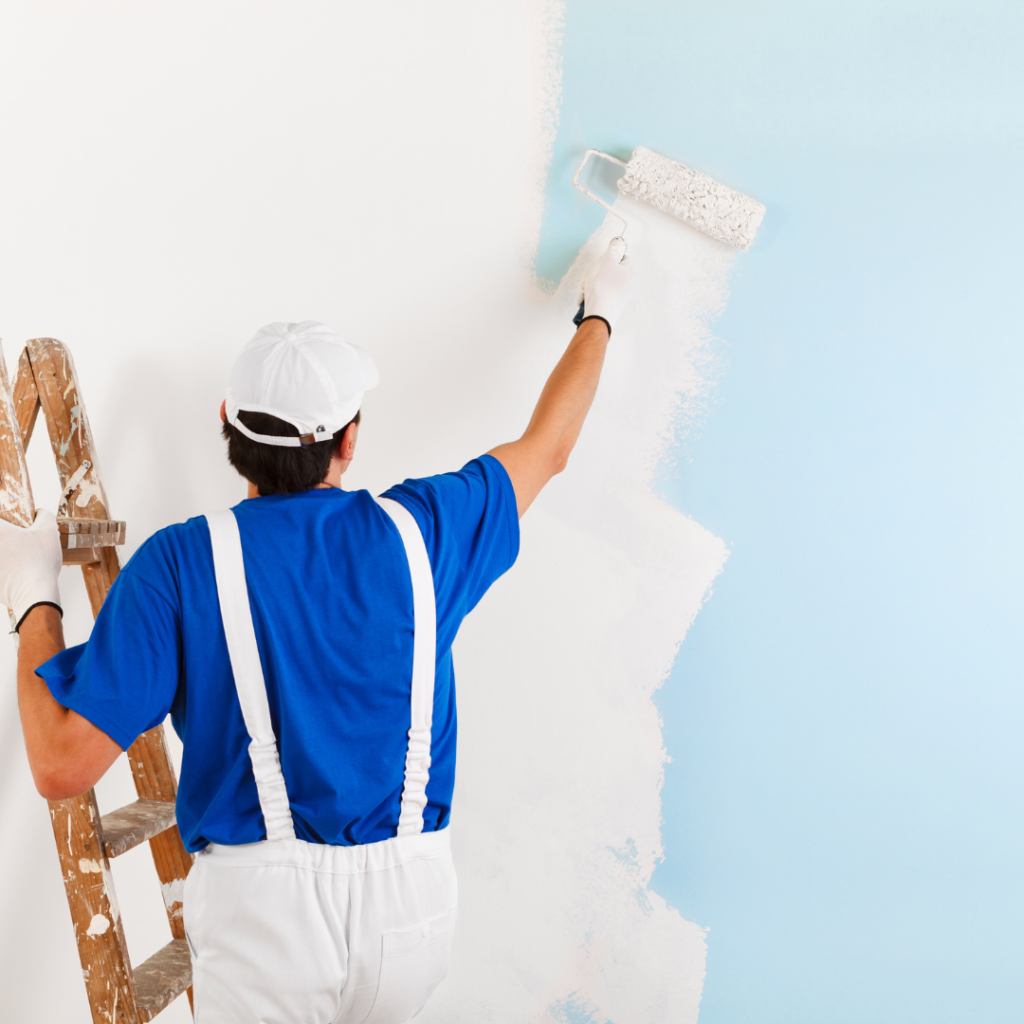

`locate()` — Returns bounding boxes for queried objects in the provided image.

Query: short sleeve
[36,541,183,751]
[382,453,520,619]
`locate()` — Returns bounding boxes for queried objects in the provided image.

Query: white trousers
[183,829,457,1024]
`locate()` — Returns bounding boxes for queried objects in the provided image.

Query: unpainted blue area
[548,992,615,1024]
[546,4,1024,1021]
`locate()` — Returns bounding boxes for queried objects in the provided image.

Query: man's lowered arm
[0,509,121,800]
[17,603,121,799]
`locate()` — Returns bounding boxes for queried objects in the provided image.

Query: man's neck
[245,477,343,499]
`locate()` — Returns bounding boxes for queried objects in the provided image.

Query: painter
[0,246,633,1021]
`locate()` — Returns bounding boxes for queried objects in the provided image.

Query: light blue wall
[541,4,1024,1021]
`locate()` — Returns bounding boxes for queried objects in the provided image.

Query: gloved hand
[578,237,634,335]
[0,509,63,630]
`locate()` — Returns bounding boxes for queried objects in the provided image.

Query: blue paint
[608,838,653,912]
[548,993,614,1024]
[546,3,1024,1021]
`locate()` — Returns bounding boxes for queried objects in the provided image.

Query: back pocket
[361,906,457,1024]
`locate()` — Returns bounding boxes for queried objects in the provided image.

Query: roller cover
[619,146,765,250]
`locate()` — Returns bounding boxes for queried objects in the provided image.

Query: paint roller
[571,146,766,325]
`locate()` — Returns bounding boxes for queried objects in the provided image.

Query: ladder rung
[101,799,177,859]
[57,516,126,548]
[134,938,192,1022]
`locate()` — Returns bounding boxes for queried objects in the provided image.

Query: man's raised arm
[489,240,634,516]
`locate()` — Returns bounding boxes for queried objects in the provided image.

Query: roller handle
[572,302,586,328]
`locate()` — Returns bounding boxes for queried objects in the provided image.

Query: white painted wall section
[0,4,736,1020]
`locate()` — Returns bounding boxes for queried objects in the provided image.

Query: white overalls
[183,499,457,1024]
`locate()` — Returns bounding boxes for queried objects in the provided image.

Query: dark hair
[222,409,361,496]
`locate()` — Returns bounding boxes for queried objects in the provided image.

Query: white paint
[620,146,766,250]
[61,460,91,501]
[103,866,121,924]
[0,378,33,523]
[73,475,105,510]
[522,0,565,280]
[419,203,732,1024]
[0,4,735,1021]
[161,877,186,912]
[85,914,110,937]
[78,858,102,874]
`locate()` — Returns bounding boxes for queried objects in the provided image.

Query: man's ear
[220,399,227,423]
[339,420,359,461]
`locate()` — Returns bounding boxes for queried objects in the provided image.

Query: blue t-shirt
[38,455,519,853]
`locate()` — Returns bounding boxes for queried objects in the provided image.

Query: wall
[5,4,1018,1023]
[541,2,1024,1022]
[0,3,720,1022]
[0,2,549,1019]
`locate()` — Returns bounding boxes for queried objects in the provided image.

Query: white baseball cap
[225,321,379,447]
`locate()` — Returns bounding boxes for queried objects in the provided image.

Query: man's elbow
[34,773,74,802]
[550,446,571,477]
[26,711,122,801]
[32,758,95,801]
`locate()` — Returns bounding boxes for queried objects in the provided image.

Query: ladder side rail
[25,338,110,520]
[13,346,41,453]
[0,343,35,529]
[50,791,141,1024]
[27,338,194,1012]
[27,337,111,578]
[126,728,194,942]
[4,342,142,1022]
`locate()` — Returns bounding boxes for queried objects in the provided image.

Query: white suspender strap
[375,497,437,837]
[205,510,296,842]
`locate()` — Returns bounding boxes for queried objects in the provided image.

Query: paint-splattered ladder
[0,338,193,1023]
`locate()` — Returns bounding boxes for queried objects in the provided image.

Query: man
[2,241,632,1023]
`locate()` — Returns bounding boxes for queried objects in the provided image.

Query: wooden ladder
[0,338,194,1023]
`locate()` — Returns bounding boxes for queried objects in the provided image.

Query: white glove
[0,509,62,630]
[579,237,634,335]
